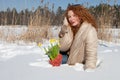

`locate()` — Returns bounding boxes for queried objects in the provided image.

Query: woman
[59,4,98,70]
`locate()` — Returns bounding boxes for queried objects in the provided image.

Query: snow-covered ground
[0,26,120,80]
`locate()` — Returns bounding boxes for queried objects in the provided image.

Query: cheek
[68,18,73,23]
[76,18,80,23]
[68,17,72,21]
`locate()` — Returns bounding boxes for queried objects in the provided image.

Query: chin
[72,24,77,27]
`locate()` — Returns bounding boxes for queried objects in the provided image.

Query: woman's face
[67,10,80,27]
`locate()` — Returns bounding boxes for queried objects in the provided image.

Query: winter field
[0,25,120,80]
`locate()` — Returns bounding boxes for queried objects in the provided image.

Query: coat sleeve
[59,26,73,51]
[84,27,98,69]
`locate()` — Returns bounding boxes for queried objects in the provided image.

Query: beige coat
[59,21,98,69]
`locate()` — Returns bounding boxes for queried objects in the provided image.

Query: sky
[0,0,120,12]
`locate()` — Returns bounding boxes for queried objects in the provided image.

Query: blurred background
[0,0,120,44]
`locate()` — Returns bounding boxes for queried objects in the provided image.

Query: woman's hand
[59,25,68,38]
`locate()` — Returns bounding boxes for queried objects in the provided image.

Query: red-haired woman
[59,4,98,70]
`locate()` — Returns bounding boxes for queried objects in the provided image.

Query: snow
[0,26,120,80]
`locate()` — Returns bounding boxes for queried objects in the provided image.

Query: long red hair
[65,4,97,35]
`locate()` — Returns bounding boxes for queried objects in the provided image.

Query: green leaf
[44,47,48,54]
[47,44,59,60]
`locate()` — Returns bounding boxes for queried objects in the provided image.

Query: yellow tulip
[49,39,57,44]
[38,43,42,47]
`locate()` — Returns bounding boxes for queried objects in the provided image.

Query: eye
[68,15,71,18]
[73,14,77,17]
[73,14,75,16]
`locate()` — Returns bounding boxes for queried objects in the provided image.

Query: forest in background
[0,3,120,28]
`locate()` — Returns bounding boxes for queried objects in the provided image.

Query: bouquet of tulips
[38,39,62,66]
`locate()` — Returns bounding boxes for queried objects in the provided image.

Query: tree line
[0,3,120,28]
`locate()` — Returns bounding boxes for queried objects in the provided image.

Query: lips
[70,21,75,25]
